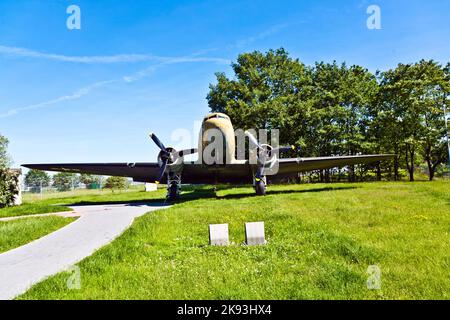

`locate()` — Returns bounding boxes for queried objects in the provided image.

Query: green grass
[17,181,450,299]
[0,203,72,218]
[0,186,166,218]
[0,216,76,254]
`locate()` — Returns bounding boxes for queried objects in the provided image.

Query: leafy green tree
[307,62,378,181]
[53,172,79,191]
[0,134,10,168]
[80,174,105,189]
[207,48,311,135]
[0,134,18,207]
[208,48,449,182]
[104,176,127,191]
[207,49,380,182]
[379,60,448,181]
[25,169,51,189]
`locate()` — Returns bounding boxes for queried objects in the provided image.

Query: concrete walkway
[0,202,168,300]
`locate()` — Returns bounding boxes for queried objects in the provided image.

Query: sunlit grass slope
[18,181,449,299]
[0,216,76,253]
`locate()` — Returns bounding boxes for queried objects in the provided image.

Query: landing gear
[166,173,181,202]
[254,177,266,196]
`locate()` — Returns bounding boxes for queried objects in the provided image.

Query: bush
[0,168,20,208]
[104,176,128,191]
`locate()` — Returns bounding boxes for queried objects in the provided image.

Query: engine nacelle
[157,147,185,168]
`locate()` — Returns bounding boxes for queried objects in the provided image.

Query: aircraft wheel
[255,179,266,196]
[167,182,179,201]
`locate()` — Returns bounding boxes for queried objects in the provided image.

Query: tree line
[24,170,128,192]
[207,48,450,182]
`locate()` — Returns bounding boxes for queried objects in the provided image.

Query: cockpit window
[206,114,229,120]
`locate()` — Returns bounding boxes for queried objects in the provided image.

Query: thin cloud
[0,23,287,118]
[0,55,230,118]
[122,54,233,83]
[0,45,230,65]
[0,80,116,118]
[227,23,290,49]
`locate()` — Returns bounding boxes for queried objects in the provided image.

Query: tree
[104,176,127,191]
[379,60,448,181]
[0,134,19,207]
[0,134,10,168]
[308,62,378,181]
[25,169,51,189]
[207,48,311,134]
[80,174,105,189]
[207,49,380,182]
[53,172,79,191]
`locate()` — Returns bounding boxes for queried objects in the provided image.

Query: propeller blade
[149,132,166,151]
[245,131,261,149]
[176,148,198,158]
[155,158,168,183]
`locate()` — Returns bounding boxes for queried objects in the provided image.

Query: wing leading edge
[275,154,394,176]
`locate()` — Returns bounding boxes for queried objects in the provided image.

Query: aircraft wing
[23,154,394,185]
[22,163,161,182]
[273,154,394,177]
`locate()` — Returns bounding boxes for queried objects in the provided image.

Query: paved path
[0,202,168,300]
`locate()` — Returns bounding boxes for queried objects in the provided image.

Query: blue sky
[1,0,449,167]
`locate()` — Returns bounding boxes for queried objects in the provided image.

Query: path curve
[0,202,168,300]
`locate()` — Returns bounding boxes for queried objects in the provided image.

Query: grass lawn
[0,216,76,254]
[16,181,450,299]
[0,186,165,218]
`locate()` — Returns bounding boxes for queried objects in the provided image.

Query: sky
[1,0,449,168]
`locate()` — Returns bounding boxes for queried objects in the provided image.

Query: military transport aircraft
[24,113,393,201]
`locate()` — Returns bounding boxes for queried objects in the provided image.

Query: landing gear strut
[254,176,266,196]
[166,173,181,202]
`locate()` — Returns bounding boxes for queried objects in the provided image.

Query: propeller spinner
[245,131,296,180]
[149,132,197,183]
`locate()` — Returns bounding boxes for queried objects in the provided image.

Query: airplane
[23,112,394,201]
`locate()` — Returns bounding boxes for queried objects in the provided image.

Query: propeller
[149,132,197,183]
[245,131,296,180]
[150,132,167,152]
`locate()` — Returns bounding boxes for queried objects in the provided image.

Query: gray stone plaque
[209,223,229,246]
[245,222,266,245]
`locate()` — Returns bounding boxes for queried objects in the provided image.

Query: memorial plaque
[209,223,229,246]
[245,222,266,245]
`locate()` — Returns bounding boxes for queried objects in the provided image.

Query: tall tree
[0,134,19,207]
[207,48,311,140]
[0,134,10,168]
[380,60,448,181]
[25,169,51,188]
[53,172,79,191]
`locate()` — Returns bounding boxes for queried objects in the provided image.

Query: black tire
[255,179,266,196]
[167,182,179,201]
